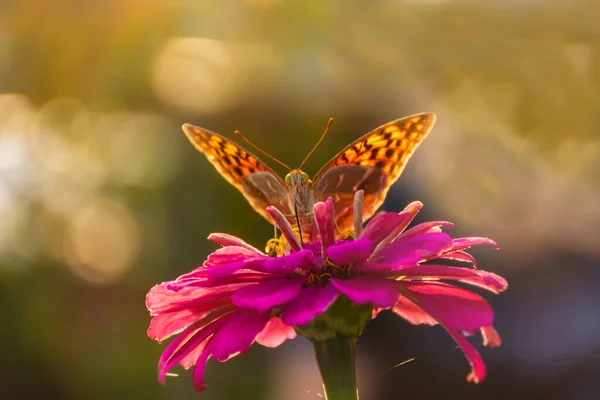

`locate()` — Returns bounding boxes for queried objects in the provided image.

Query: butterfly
[182,112,436,235]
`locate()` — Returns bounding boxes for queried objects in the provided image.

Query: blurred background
[1,0,599,399]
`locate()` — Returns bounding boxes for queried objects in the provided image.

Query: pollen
[307,271,333,286]
[305,257,348,286]
[265,227,309,256]
[265,237,285,256]
[338,228,355,240]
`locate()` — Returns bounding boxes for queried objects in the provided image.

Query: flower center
[306,256,348,286]
[265,232,353,287]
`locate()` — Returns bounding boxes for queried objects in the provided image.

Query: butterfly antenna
[234,130,291,170]
[298,118,333,170]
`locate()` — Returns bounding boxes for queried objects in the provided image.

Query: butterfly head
[284,169,315,228]
[284,170,310,187]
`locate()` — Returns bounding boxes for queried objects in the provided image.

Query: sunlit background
[1,0,599,399]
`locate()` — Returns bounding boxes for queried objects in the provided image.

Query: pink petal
[147,287,235,317]
[437,250,478,267]
[208,233,264,253]
[396,293,488,384]
[370,202,424,255]
[398,282,494,333]
[372,307,384,318]
[205,245,266,266]
[146,282,192,314]
[232,278,303,312]
[158,311,230,382]
[443,325,487,383]
[373,232,453,266]
[400,221,455,239]
[159,324,202,381]
[326,239,372,266]
[351,261,392,273]
[264,250,316,274]
[392,296,437,326]
[359,212,407,247]
[390,264,508,294]
[167,273,265,291]
[180,342,206,369]
[205,246,268,277]
[399,201,424,217]
[149,308,211,342]
[147,282,219,314]
[314,198,335,251]
[256,317,297,347]
[450,237,499,252]
[281,284,339,326]
[267,206,302,252]
[209,309,271,362]
[207,260,267,277]
[353,190,365,237]
[332,276,399,308]
[481,325,502,348]
[192,346,212,392]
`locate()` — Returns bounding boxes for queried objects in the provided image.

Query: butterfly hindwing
[314,165,387,232]
[241,172,290,222]
[182,123,290,222]
[313,112,436,229]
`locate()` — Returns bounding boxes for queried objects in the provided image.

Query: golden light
[91,112,182,188]
[63,198,140,284]
[150,37,278,114]
[414,109,600,264]
[150,37,238,114]
[0,182,24,264]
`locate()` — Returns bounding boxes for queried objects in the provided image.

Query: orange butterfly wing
[182,124,290,223]
[313,112,436,230]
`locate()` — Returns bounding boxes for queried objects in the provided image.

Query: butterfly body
[237,167,312,221]
[285,169,315,220]
[182,112,436,234]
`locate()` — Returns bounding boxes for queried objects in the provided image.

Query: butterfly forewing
[182,123,291,222]
[182,112,436,234]
[313,112,436,230]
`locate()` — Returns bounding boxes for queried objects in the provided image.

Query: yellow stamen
[324,258,347,275]
[291,227,310,244]
[318,272,333,283]
[339,228,355,240]
[265,238,285,256]
[265,227,309,257]
[307,271,334,286]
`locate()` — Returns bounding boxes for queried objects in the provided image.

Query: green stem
[311,336,359,400]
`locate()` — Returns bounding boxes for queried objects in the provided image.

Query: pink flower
[146,192,507,391]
